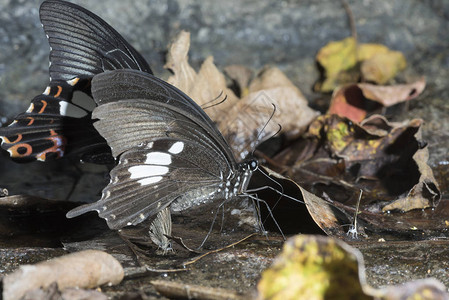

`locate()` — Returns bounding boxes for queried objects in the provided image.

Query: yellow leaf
[257,235,370,300]
[316,37,357,78]
[361,51,407,84]
[356,43,389,61]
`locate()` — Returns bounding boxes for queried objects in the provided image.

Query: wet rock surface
[0,0,448,298]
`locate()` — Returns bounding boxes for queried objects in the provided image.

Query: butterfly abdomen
[171,184,226,212]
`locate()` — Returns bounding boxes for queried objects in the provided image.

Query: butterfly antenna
[250,104,281,157]
[201,91,228,110]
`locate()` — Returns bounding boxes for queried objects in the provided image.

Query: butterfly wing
[40,0,152,81]
[67,135,228,229]
[90,69,235,163]
[67,69,238,228]
[0,0,151,163]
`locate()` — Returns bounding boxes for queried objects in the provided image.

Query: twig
[183,233,258,267]
[151,280,248,300]
[341,0,357,41]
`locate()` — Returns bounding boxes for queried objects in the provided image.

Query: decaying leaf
[260,166,350,238]
[328,78,426,122]
[273,114,441,216]
[257,235,369,300]
[382,138,441,212]
[3,250,124,300]
[164,31,318,159]
[257,235,448,300]
[315,37,407,92]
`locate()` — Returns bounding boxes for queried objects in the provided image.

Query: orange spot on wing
[27,117,35,126]
[38,100,48,114]
[8,143,32,157]
[36,135,66,161]
[54,86,63,98]
[1,134,23,144]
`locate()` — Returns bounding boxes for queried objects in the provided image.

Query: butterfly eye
[250,160,258,171]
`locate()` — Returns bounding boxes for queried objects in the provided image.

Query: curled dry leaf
[328,84,369,122]
[257,235,448,300]
[260,166,350,238]
[381,134,441,212]
[328,78,426,122]
[3,250,124,300]
[357,77,426,107]
[164,32,319,159]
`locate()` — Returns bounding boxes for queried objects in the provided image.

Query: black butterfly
[0,0,152,163]
[66,69,260,232]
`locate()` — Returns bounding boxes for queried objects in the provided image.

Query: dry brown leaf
[164,32,318,159]
[261,166,349,238]
[3,250,124,300]
[164,30,197,93]
[382,126,441,212]
[224,64,254,97]
[191,56,239,121]
[358,78,426,106]
[249,66,305,95]
[20,282,108,300]
[165,30,238,122]
[275,114,441,215]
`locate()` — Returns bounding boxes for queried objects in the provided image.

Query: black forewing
[91,69,235,164]
[40,0,152,81]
